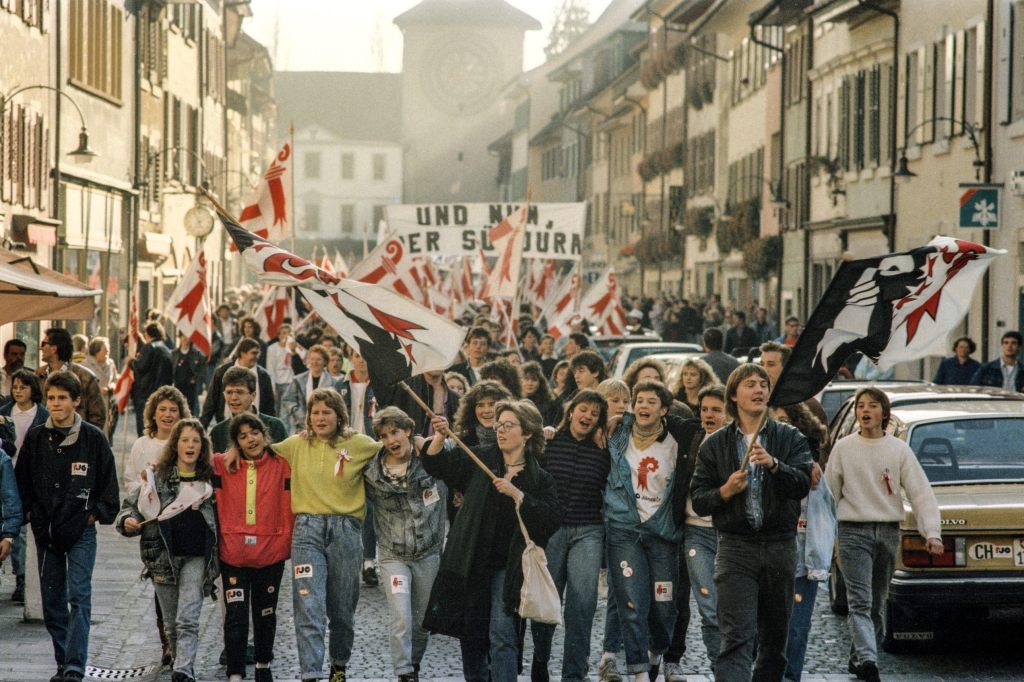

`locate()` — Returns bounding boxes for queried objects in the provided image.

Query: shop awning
[0,248,102,322]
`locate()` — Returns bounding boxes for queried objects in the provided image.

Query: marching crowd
[0,294,960,682]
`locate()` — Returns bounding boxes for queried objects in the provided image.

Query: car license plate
[1015,539,1024,567]
[969,540,1015,564]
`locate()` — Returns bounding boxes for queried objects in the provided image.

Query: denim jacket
[796,475,837,581]
[0,452,22,539]
[363,449,446,560]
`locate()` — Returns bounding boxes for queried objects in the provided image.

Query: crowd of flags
[124,141,1003,416]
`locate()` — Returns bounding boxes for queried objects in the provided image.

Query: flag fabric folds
[349,235,425,303]
[164,251,213,357]
[254,286,297,342]
[579,266,628,336]
[479,204,528,300]
[232,143,293,250]
[770,236,1004,406]
[112,281,141,414]
[541,267,581,339]
[219,212,465,395]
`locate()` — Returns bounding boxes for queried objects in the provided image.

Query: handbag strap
[514,498,533,546]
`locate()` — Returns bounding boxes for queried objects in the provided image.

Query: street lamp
[894,116,984,181]
[0,85,98,202]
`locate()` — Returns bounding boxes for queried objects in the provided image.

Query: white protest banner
[384,203,585,261]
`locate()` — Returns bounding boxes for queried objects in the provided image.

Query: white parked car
[607,342,703,378]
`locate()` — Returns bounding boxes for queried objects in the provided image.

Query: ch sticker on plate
[970,541,1014,562]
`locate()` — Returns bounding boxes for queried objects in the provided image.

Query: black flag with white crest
[218,212,465,396]
[770,237,1003,407]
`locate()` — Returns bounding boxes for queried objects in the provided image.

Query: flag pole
[737,372,783,471]
[399,381,497,481]
[289,121,296,253]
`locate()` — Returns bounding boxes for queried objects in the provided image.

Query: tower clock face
[421,37,499,116]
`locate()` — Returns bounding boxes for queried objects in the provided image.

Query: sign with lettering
[385,203,586,260]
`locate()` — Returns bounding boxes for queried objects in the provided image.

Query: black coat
[421,443,561,641]
[381,374,460,437]
[131,340,173,399]
[200,362,277,428]
[172,347,206,404]
[15,418,119,553]
[689,419,812,540]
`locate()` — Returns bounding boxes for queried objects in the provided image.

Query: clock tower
[395,0,540,203]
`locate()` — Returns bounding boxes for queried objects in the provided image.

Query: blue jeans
[291,513,363,678]
[602,588,622,653]
[378,551,440,676]
[683,524,720,665]
[36,526,97,675]
[153,556,206,679]
[459,569,519,682]
[714,534,796,682]
[604,526,678,674]
[837,521,899,667]
[363,499,377,562]
[784,576,820,681]
[530,524,604,681]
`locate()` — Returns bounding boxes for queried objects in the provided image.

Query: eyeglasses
[494,421,521,432]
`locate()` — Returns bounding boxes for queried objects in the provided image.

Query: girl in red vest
[213,413,295,682]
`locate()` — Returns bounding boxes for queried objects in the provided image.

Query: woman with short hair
[422,400,561,682]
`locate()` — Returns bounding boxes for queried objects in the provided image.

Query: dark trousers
[714,534,796,682]
[664,538,692,663]
[220,560,285,676]
[133,397,146,436]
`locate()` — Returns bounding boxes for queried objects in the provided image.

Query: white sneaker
[598,656,623,682]
[664,661,686,681]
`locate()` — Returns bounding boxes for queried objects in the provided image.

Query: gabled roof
[394,0,541,30]
[273,71,403,143]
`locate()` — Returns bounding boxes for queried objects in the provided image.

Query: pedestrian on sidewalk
[825,388,941,682]
[529,390,610,682]
[224,387,379,682]
[0,368,47,604]
[0,440,22,592]
[15,371,120,682]
[213,413,295,682]
[690,364,812,682]
[364,407,445,682]
[421,401,561,682]
[117,418,220,682]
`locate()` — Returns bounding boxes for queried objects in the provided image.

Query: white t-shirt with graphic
[625,432,678,523]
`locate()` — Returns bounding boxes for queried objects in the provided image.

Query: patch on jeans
[622,567,633,578]
[226,589,245,603]
[423,485,440,507]
[261,607,274,616]
[795,592,803,603]
[700,586,709,596]
[267,585,275,593]
[654,581,673,601]
[298,587,310,597]
[619,560,628,568]
[71,462,88,476]
[390,575,410,594]
[294,563,314,579]
[688,548,697,557]
[244,535,258,545]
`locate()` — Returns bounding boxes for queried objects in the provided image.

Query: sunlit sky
[246,0,614,73]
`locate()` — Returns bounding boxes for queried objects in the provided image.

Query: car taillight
[902,536,966,567]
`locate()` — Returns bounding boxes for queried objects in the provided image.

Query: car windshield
[907,417,1024,484]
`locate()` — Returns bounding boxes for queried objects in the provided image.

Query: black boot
[531,659,550,682]
[10,575,24,603]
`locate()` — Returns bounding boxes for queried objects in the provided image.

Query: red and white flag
[580,266,628,336]
[542,267,581,339]
[333,250,349,278]
[254,286,298,341]
[231,143,292,250]
[220,212,465,395]
[525,259,557,310]
[113,282,141,413]
[164,251,213,357]
[476,248,492,300]
[319,254,336,277]
[479,204,528,300]
[349,236,425,303]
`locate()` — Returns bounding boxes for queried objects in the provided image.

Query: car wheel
[828,563,848,615]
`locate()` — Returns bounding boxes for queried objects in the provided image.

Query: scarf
[475,424,497,449]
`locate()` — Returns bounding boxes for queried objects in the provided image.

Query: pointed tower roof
[394,0,541,30]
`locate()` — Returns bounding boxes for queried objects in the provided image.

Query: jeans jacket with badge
[795,475,837,581]
[15,414,119,553]
[116,468,220,597]
[363,448,446,560]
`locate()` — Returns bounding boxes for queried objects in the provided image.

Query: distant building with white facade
[275,72,403,262]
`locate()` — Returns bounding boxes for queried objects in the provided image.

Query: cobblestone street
[0,415,1022,681]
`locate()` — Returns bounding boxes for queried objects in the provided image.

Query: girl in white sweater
[825,387,942,682]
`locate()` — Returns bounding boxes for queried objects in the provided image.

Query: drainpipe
[131,3,143,316]
[982,0,994,356]
[53,0,63,273]
[803,16,814,320]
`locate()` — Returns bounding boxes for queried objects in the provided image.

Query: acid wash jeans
[377,550,441,676]
[714,533,797,682]
[291,513,363,679]
[152,555,206,680]
[837,521,899,667]
[530,523,604,681]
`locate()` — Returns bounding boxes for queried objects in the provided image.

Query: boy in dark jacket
[15,372,120,682]
[690,363,811,682]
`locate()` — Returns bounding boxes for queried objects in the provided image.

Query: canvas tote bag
[514,500,561,624]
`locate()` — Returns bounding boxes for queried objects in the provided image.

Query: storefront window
[14,321,40,368]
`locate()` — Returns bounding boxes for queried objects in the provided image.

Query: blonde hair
[304,387,353,444]
[597,378,630,402]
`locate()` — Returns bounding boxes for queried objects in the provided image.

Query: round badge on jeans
[622,567,633,578]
